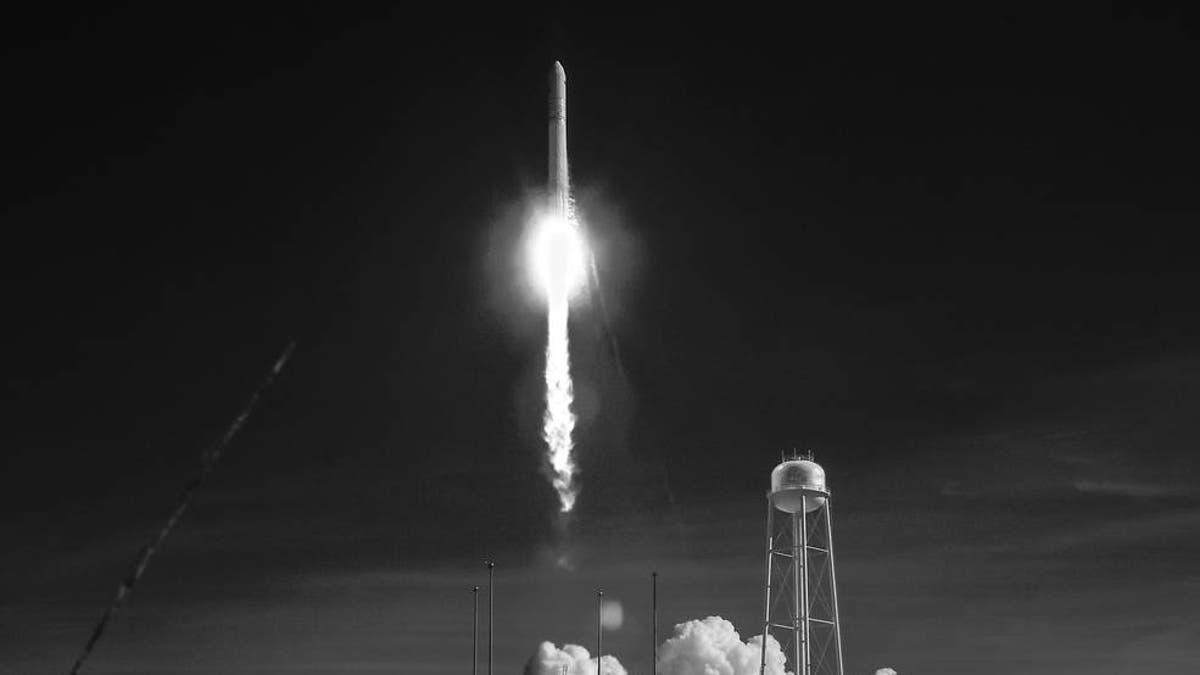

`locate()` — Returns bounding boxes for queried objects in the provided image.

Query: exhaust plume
[542,264,578,513]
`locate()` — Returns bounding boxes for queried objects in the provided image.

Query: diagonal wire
[67,341,295,675]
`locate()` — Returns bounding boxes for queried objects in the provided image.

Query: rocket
[549,61,569,220]
[538,60,587,301]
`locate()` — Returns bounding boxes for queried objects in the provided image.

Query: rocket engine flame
[535,213,584,513]
[532,213,587,300]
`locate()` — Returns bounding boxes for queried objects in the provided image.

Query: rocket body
[542,61,580,516]
[536,61,584,299]
[549,61,569,219]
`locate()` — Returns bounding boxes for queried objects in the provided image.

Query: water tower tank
[770,458,828,513]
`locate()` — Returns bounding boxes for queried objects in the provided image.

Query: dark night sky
[3,5,1199,675]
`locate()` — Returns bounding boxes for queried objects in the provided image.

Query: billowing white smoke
[524,642,628,675]
[527,617,807,675]
[873,669,897,675]
[533,210,585,515]
[543,287,577,512]
[657,616,791,675]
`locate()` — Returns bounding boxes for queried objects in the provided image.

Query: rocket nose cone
[553,60,566,81]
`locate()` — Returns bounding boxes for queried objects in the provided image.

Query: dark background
[3,5,1198,674]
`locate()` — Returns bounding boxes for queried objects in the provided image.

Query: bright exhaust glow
[530,213,587,301]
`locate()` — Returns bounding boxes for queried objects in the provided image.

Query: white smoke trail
[533,202,585,518]
[68,342,295,675]
[543,263,577,513]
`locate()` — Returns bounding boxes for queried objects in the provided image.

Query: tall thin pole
[485,560,495,675]
[472,586,480,675]
[597,589,604,675]
[760,495,774,675]
[651,571,658,675]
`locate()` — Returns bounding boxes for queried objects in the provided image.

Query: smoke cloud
[657,616,791,675]
[527,616,817,675]
[524,642,628,675]
[874,669,897,675]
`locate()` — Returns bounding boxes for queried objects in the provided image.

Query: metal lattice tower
[760,452,844,675]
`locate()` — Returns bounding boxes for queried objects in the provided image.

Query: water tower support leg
[797,509,808,675]
[824,500,844,675]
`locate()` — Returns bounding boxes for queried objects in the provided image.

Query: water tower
[760,451,844,675]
